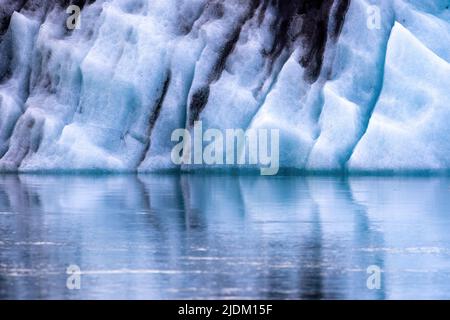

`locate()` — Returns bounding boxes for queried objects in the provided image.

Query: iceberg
[0,0,449,173]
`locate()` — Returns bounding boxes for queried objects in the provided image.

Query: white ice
[0,0,448,173]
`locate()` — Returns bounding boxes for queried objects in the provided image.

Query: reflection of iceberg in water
[0,174,450,299]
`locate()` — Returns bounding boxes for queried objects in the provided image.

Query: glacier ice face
[0,0,449,173]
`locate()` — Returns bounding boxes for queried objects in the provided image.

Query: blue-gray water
[0,174,449,300]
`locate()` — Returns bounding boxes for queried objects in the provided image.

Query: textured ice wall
[0,0,449,172]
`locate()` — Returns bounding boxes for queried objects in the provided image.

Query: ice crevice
[0,0,449,173]
[341,4,396,169]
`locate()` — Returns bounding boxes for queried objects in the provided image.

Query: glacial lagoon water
[0,174,449,300]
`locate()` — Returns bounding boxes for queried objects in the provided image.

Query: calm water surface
[0,174,449,299]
